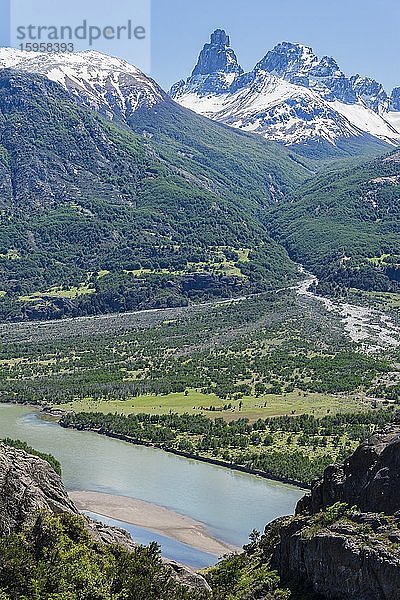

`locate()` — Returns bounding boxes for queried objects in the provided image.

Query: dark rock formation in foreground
[273,510,400,600]
[0,442,210,592]
[297,417,400,517]
[272,417,400,600]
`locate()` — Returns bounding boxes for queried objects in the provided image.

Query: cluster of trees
[61,409,393,485]
[369,383,400,402]
[206,547,285,600]
[0,511,207,599]
[0,340,389,407]
[264,410,393,435]
[0,242,294,322]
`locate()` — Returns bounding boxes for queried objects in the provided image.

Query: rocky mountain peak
[256,42,318,83]
[255,43,356,103]
[310,54,341,77]
[210,28,230,46]
[391,87,400,111]
[170,30,243,98]
[191,29,243,78]
[168,33,400,148]
[0,48,166,121]
[309,57,357,104]
[350,74,389,112]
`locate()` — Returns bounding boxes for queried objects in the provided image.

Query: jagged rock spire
[191,29,243,77]
[210,29,230,46]
[350,74,389,112]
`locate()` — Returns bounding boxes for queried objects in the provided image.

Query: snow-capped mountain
[350,75,389,113]
[254,42,357,104]
[170,31,400,149]
[2,41,399,153]
[175,70,365,146]
[0,48,165,121]
[170,29,243,98]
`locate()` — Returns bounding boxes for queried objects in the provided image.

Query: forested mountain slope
[1,48,398,322]
[268,149,400,294]
[0,69,308,321]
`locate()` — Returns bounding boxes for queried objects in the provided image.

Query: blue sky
[1,0,399,92]
[152,0,400,92]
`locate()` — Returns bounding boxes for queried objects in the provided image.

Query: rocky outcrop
[273,511,400,600]
[391,88,400,111]
[191,29,243,78]
[170,29,243,98]
[0,442,78,535]
[269,417,400,600]
[297,418,400,516]
[0,442,135,549]
[351,75,390,112]
[0,442,210,592]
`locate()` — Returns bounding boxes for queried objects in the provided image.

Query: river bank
[70,490,238,556]
[0,403,304,567]
[295,273,400,352]
[58,420,310,490]
[1,402,309,489]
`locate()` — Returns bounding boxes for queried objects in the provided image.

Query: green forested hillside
[0,512,207,600]
[0,68,398,323]
[128,99,311,204]
[0,70,309,322]
[268,150,400,294]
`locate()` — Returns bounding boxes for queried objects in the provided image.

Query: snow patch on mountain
[330,100,400,142]
[179,71,363,145]
[387,112,400,132]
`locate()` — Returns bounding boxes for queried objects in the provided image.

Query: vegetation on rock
[1,438,62,476]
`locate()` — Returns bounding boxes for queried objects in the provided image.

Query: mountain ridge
[0,47,166,121]
[170,30,400,153]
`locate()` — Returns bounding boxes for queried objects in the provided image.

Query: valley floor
[55,390,362,421]
[295,273,400,352]
[2,275,399,485]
